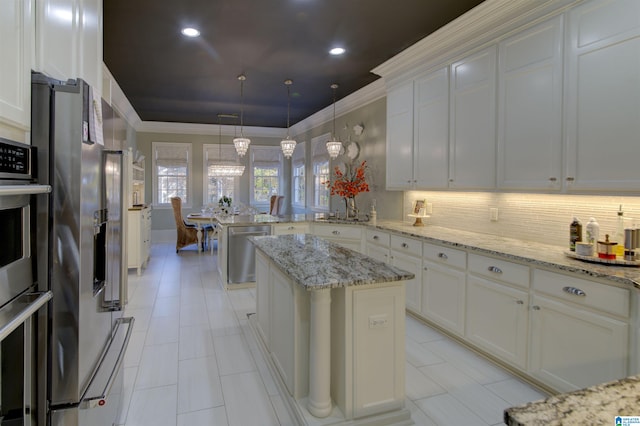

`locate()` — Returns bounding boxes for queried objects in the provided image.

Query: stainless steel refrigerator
[31,72,134,426]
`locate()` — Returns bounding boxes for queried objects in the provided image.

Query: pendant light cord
[238,75,246,137]
[331,83,338,139]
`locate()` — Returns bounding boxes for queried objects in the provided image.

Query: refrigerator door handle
[81,317,135,409]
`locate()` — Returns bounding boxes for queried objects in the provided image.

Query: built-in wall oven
[0,138,52,425]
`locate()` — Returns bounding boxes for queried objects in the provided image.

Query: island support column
[307,288,332,417]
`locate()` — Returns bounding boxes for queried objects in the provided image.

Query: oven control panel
[0,139,33,179]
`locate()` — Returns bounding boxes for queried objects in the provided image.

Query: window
[312,133,331,211]
[291,141,306,207]
[203,144,240,204]
[152,142,192,207]
[250,146,283,206]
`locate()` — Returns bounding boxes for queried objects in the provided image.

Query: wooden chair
[269,195,285,215]
[170,197,199,253]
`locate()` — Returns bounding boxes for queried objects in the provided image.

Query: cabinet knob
[423,266,428,271]
[401,242,409,248]
[407,180,412,184]
[332,230,340,235]
[549,177,557,182]
[373,235,379,240]
[438,252,448,260]
[566,177,575,182]
[515,300,524,305]
[531,305,540,311]
[488,266,502,274]
[562,286,586,297]
[449,179,454,182]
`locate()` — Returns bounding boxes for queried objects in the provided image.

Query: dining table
[186,212,217,253]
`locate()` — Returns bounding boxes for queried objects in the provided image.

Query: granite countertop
[504,375,640,425]
[249,234,415,290]
[215,213,314,225]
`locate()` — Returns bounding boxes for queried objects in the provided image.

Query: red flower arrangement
[325,160,370,199]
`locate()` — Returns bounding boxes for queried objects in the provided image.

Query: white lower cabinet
[272,223,311,235]
[127,206,151,275]
[389,235,422,313]
[364,229,391,264]
[466,276,529,369]
[529,269,629,392]
[312,223,363,252]
[421,243,466,335]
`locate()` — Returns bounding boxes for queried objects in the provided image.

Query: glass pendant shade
[280,79,296,159]
[281,138,296,159]
[234,74,251,157]
[233,137,250,157]
[326,138,342,159]
[209,163,245,176]
[327,83,342,159]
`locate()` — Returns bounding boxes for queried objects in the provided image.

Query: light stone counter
[504,374,640,425]
[249,233,415,290]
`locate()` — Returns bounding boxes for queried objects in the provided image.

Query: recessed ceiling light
[329,47,346,55]
[181,27,200,37]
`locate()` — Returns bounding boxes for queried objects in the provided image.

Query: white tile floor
[120,242,547,426]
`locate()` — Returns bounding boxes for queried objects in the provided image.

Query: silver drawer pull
[332,230,340,235]
[515,300,524,305]
[438,252,448,260]
[401,242,408,248]
[532,305,540,311]
[488,266,502,274]
[287,226,294,230]
[373,235,379,240]
[563,286,586,297]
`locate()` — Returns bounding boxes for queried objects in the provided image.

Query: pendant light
[280,79,296,159]
[233,74,250,157]
[210,113,245,177]
[326,83,343,159]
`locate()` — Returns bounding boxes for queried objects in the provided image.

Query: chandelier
[280,79,296,159]
[326,83,343,159]
[210,113,245,177]
[233,74,250,157]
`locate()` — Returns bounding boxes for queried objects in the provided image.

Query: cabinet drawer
[272,223,310,235]
[423,243,466,269]
[468,253,529,288]
[314,224,362,240]
[533,269,630,318]
[390,235,422,256]
[365,229,390,246]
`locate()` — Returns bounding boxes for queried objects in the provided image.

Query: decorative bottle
[585,217,599,247]
[569,217,582,251]
[370,199,377,225]
[614,205,625,257]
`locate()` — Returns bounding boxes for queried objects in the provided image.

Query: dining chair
[269,195,285,215]
[170,197,199,253]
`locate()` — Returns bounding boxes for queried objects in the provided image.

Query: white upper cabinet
[0,0,32,134]
[414,67,450,188]
[35,0,102,91]
[385,81,415,189]
[497,16,564,191]
[449,46,497,189]
[565,0,640,191]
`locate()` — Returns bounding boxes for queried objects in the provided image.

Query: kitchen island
[249,234,414,425]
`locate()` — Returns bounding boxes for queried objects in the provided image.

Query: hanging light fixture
[280,79,296,159]
[233,74,251,157]
[326,83,343,159]
[210,113,245,177]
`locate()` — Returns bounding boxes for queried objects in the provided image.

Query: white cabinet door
[497,16,563,190]
[366,243,390,264]
[466,276,529,369]
[529,294,628,392]
[414,67,449,188]
[449,46,497,189]
[255,251,270,346]
[0,0,32,131]
[390,251,421,313]
[386,81,415,189]
[35,0,102,90]
[565,0,640,190]
[421,260,466,336]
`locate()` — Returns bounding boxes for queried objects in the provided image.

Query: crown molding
[102,64,142,128]
[134,121,286,138]
[372,0,580,86]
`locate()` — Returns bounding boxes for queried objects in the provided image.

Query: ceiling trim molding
[372,0,580,86]
[134,121,286,138]
[289,78,386,136]
[102,64,142,128]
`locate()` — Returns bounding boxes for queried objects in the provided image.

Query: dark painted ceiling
[103,0,485,128]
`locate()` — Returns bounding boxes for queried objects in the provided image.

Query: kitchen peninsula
[249,234,414,425]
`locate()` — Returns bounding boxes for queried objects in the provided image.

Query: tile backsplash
[404,191,640,248]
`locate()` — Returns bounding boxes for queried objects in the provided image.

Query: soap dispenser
[370,199,377,225]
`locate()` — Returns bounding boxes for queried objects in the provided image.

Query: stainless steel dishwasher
[228,225,272,284]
